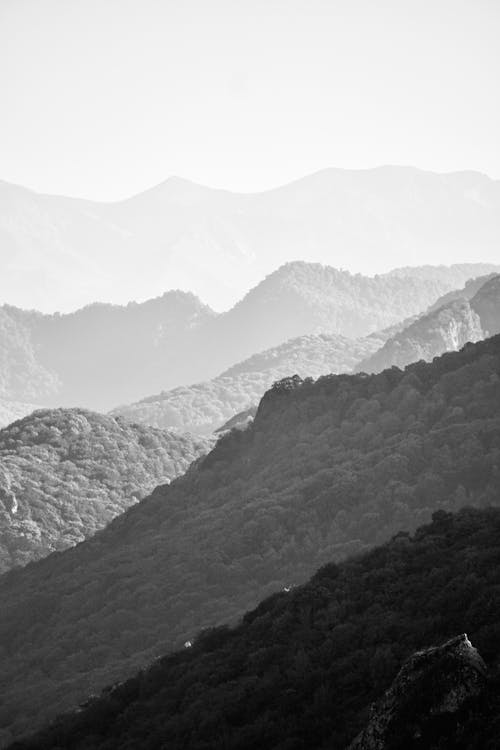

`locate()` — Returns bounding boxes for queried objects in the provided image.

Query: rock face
[356,273,500,374]
[470,274,500,338]
[349,634,487,750]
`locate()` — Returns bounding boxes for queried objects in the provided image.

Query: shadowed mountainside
[0,334,499,744]
[8,508,500,750]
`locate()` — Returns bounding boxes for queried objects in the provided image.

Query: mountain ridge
[356,273,500,374]
[0,333,499,744]
[2,165,500,312]
[3,261,492,410]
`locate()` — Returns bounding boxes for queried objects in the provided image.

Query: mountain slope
[9,508,500,750]
[426,272,498,313]
[2,166,500,312]
[0,335,499,744]
[2,261,488,410]
[0,408,211,573]
[356,274,500,374]
[112,332,382,434]
[134,261,500,386]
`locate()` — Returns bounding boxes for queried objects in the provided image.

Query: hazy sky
[1,0,499,200]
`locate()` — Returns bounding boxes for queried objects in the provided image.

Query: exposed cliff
[349,634,487,749]
[356,274,500,374]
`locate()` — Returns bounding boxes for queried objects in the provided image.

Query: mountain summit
[1,166,499,312]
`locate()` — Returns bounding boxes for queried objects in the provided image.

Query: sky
[1,0,499,200]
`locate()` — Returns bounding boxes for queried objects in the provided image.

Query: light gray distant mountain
[356,274,500,373]
[1,166,500,312]
[2,261,496,411]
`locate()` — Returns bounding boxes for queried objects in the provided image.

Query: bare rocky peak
[349,634,487,750]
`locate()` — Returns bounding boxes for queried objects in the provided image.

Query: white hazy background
[1,0,499,201]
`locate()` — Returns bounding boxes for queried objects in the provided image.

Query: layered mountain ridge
[358,273,500,374]
[0,334,499,744]
[2,166,500,313]
[2,260,498,412]
[112,332,383,434]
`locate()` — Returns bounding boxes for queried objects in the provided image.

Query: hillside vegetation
[0,335,499,744]
[0,409,211,573]
[1,262,497,410]
[356,274,500,374]
[10,508,500,750]
[112,333,382,434]
[114,273,500,436]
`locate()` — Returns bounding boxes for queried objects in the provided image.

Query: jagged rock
[470,274,500,338]
[349,634,487,750]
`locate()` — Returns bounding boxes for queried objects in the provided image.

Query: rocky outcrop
[356,274,500,375]
[349,634,487,750]
[470,274,500,338]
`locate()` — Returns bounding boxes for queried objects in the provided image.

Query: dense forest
[356,273,500,374]
[0,408,211,572]
[1,262,496,411]
[113,333,382,434]
[0,334,499,745]
[9,507,500,750]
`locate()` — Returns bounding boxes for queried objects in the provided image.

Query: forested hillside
[112,333,381,434]
[10,508,500,750]
[356,274,500,374]
[1,262,497,411]
[0,409,211,573]
[0,335,499,745]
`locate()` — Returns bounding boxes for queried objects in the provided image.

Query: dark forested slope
[0,409,211,573]
[357,274,500,373]
[10,508,500,750]
[0,335,499,745]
